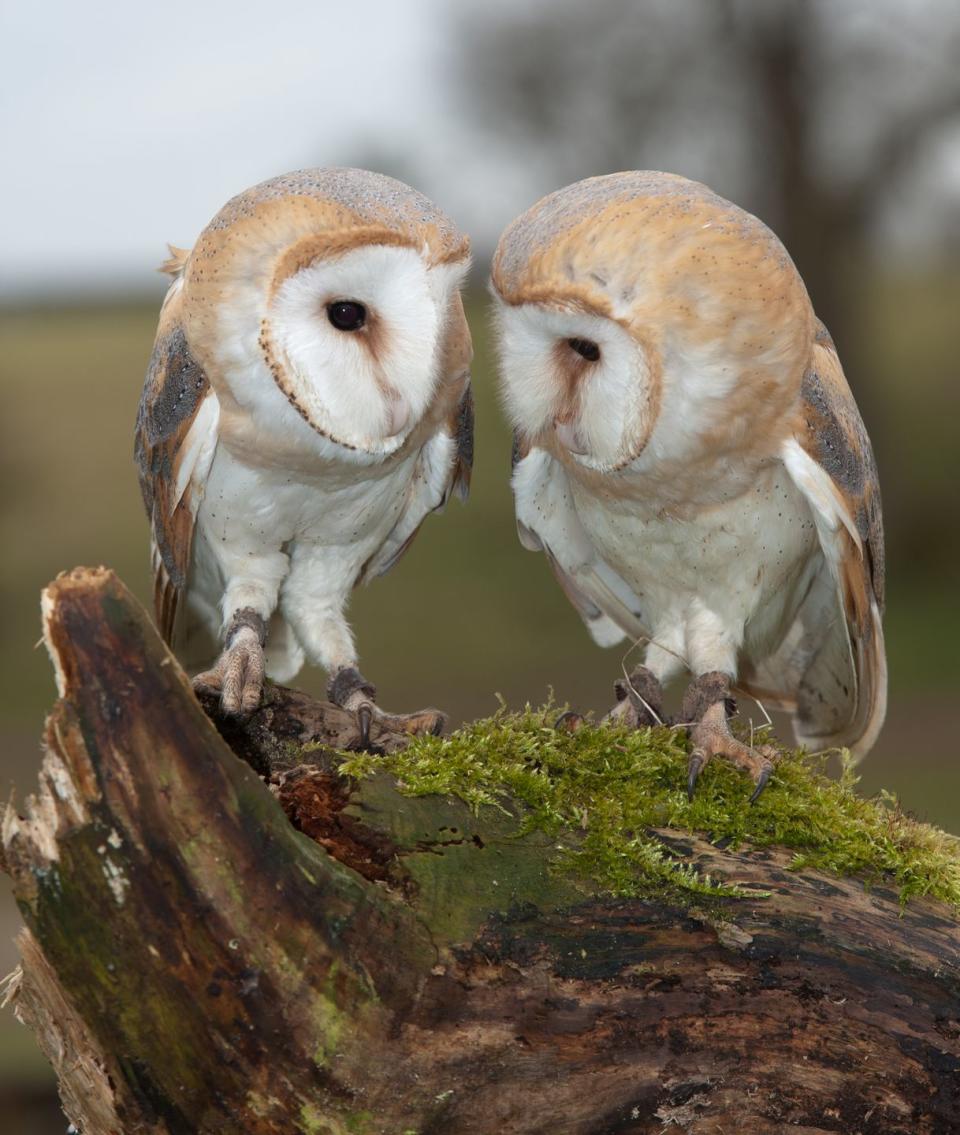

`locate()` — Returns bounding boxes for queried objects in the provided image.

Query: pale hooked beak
[384,393,410,438]
[554,416,588,455]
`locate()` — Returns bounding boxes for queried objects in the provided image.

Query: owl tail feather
[158,244,191,278]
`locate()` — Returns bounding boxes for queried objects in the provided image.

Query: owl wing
[447,380,474,503]
[134,279,220,643]
[742,323,886,759]
[357,379,473,583]
[511,441,648,647]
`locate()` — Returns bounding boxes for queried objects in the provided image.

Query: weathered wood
[194,680,419,778]
[3,567,960,1135]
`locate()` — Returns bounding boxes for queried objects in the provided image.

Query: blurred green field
[0,298,639,740]
[1,283,959,1110]
[1,286,958,736]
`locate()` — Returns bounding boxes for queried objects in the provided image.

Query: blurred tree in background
[455,0,960,574]
[458,0,960,368]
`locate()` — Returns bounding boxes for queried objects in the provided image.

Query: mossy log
[3,568,960,1135]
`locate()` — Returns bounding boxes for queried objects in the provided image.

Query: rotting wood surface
[2,567,959,1135]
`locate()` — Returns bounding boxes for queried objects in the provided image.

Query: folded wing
[134,277,220,643]
[357,381,473,583]
[511,441,647,648]
[744,323,886,759]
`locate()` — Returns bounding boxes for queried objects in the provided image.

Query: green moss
[297,1101,340,1134]
[294,1105,375,1135]
[340,705,960,911]
[343,1113,376,1133]
[310,963,346,1069]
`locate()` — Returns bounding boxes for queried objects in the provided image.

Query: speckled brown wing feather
[740,321,886,757]
[801,323,885,612]
[134,283,217,643]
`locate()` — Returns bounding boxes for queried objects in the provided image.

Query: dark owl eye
[567,337,600,362]
[327,300,367,331]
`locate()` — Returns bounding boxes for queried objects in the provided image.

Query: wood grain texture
[2,568,958,1134]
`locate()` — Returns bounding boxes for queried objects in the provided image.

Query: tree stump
[2,567,959,1134]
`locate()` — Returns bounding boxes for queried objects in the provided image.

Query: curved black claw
[555,710,586,733]
[749,763,772,804]
[687,751,706,801]
[357,703,373,749]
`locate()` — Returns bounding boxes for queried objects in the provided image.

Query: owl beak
[554,416,588,455]
[384,393,410,438]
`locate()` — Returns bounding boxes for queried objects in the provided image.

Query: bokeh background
[2,0,959,1128]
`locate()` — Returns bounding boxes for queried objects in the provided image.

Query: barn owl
[492,172,886,798]
[135,168,473,740]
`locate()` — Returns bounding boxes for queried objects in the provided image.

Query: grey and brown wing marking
[134,284,219,642]
[801,322,885,612]
[753,321,887,758]
[448,381,474,502]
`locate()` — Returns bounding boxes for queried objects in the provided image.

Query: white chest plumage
[198,439,415,559]
[568,463,821,679]
[183,431,436,684]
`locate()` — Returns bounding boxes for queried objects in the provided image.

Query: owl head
[491,172,813,477]
[175,168,471,460]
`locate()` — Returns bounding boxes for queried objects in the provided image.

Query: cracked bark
[2,567,959,1135]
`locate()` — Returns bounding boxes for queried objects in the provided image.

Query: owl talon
[350,704,447,749]
[750,764,772,804]
[687,751,706,800]
[683,677,778,801]
[356,703,373,748]
[192,627,265,718]
[555,710,586,733]
[327,669,445,749]
[376,707,447,740]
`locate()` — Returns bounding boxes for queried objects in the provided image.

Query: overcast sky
[2,0,958,299]
[0,0,526,297]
